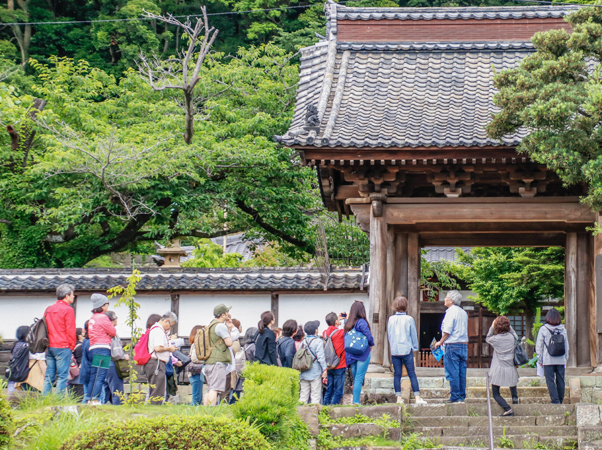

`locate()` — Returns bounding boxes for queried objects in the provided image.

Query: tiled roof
[335,5,581,21]
[275,5,579,150]
[0,268,365,292]
[424,247,471,263]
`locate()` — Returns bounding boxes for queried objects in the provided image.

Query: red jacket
[44,300,76,350]
[323,326,346,369]
[88,313,117,349]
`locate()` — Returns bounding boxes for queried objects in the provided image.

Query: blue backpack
[344,326,368,356]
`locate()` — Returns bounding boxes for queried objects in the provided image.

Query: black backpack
[26,317,49,354]
[545,326,566,357]
[5,343,32,383]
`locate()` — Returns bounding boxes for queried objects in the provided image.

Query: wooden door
[467,306,496,368]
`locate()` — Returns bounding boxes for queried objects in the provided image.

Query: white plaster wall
[178,294,271,337]
[279,292,369,334]
[76,294,172,338]
[0,296,55,340]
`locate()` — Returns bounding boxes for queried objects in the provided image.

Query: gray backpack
[324,329,342,369]
[292,338,317,372]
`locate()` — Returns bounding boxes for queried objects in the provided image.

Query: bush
[0,391,13,449]
[232,363,300,440]
[59,415,270,450]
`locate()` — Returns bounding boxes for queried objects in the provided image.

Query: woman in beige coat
[486,316,519,416]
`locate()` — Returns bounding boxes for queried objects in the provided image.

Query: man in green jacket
[203,304,234,406]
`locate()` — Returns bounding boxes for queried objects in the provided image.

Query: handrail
[485,372,494,450]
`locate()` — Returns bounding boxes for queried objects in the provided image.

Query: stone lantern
[157,239,188,268]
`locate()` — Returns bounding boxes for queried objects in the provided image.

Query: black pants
[492,385,518,412]
[544,365,565,404]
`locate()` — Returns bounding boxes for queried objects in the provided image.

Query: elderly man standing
[145,311,178,405]
[43,284,77,396]
[434,290,469,404]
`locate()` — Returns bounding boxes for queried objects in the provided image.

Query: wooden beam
[271,293,279,327]
[170,293,180,336]
[419,233,566,248]
[394,222,589,234]
[369,202,387,366]
[565,233,577,368]
[300,147,522,162]
[408,232,421,366]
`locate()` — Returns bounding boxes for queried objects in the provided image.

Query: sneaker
[396,396,405,404]
[88,399,101,406]
[501,409,514,417]
[444,399,465,404]
[414,396,427,406]
[512,397,519,404]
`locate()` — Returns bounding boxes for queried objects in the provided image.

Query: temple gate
[276,2,600,369]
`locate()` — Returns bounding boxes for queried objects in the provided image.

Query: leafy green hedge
[58,415,270,450]
[232,363,300,440]
[0,391,13,450]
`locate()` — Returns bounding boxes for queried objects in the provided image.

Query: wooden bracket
[370,193,387,217]
[502,165,548,197]
[427,167,475,197]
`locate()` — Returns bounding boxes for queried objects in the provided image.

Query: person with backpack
[536,308,569,404]
[188,325,205,406]
[486,316,520,416]
[6,326,32,393]
[86,294,116,404]
[145,311,178,405]
[278,320,298,368]
[387,297,426,406]
[202,304,235,406]
[67,327,86,400]
[322,313,346,405]
[43,284,77,397]
[254,311,278,366]
[344,301,374,405]
[298,320,327,404]
[101,311,128,405]
[293,325,305,351]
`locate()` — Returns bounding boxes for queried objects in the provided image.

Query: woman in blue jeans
[344,301,374,405]
[187,325,205,406]
[387,296,427,405]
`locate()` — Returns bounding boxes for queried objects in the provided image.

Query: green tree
[456,247,564,342]
[182,238,244,267]
[487,6,602,211]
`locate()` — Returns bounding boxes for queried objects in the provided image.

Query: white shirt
[148,324,170,363]
[441,305,469,344]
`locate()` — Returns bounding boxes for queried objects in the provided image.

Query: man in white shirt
[434,290,469,403]
[145,311,178,405]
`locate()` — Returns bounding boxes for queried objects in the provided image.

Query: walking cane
[486,372,494,450]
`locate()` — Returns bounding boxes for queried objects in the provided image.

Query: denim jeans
[544,365,565,404]
[350,352,371,404]
[391,353,420,396]
[324,367,346,405]
[444,343,467,402]
[102,362,124,405]
[43,347,72,396]
[189,373,204,406]
[86,348,111,401]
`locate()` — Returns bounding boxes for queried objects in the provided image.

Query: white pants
[299,377,322,404]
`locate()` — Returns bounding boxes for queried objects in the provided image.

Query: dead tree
[137,7,219,145]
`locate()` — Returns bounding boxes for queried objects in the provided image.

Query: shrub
[59,415,270,450]
[0,391,13,449]
[232,363,300,440]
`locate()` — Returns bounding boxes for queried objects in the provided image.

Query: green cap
[214,304,232,317]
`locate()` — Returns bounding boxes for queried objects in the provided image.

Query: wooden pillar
[565,233,578,368]
[593,213,602,369]
[408,232,421,364]
[271,293,279,327]
[383,228,396,368]
[395,233,409,299]
[369,196,387,366]
[576,232,592,367]
[170,293,180,336]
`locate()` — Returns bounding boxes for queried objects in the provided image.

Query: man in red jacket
[322,312,347,405]
[43,284,77,396]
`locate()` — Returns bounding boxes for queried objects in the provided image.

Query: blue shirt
[345,318,375,366]
[387,312,418,356]
[441,305,469,344]
[299,335,327,381]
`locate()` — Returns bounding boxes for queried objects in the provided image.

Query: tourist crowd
[6,284,569,410]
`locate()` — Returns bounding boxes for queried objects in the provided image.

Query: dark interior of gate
[276,2,601,370]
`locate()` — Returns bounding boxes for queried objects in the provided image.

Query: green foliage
[182,239,244,268]
[59,415,270,450]
[422,254,462,299]
[456,247,564,317]
[487,6,602,210]
[0,391,13,450]
[232,363,300,441]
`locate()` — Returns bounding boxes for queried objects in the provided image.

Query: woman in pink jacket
[86,293,116,404]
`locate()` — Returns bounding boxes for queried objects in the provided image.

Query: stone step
[418,386,569,399]
[407,402,574,417]
[419,397,570,405]
[429,434,577,449]
[406,425,577,437]
[369,375,587,390]
[326,404,402,422]
[407,415,570,428]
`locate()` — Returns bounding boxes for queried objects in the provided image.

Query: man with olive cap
[203,303,235,406]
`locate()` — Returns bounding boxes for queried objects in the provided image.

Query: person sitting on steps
[486,316,520,416]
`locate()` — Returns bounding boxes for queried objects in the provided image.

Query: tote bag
[344,327,368,356]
